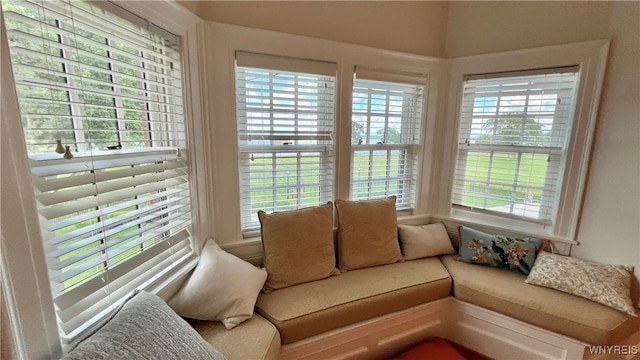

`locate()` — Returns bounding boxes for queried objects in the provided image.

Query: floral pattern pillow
[457,226,543,275]
[526,252,637,316]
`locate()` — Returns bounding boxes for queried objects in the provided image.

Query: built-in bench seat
[190,313,281,360]
[190,252,638,359]
[440,255,640,346]
[184,209,638,359]
[255,257,452,344]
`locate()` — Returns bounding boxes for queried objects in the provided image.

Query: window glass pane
[350,77,425,210]
[236,62,336,232]
[453,69,579,223]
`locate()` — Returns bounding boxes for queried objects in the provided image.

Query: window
[351,69,426,210]
[437,40,609,241]
[235,52,336,233]
[2,0,195,342]
[452,68,579,225]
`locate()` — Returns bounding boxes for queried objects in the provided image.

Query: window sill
[431,211,578,245]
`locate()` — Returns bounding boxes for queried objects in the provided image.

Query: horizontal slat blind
[236,53,336,233]
[3,0,184,155]
[452,68,579,223]
[351,70,426,211]
[2,0,195,343]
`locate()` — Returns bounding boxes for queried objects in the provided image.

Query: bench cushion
[441,255,639,345]
[190,314,280,360]
[256,257,452,344]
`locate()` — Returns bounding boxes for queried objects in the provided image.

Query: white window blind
[351,68,426,210]
[235,52,336,233]
[452,67,579,224]
[2,0,195,343]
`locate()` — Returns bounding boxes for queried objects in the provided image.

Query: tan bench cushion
[190,314,280,360]
[441,255,639,345]
[256,257,452,344]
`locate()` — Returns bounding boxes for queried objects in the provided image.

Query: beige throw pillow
[258,202,339,292]
[398,223,456,260]
[168,240,267,329]
[335,196,403,272]
[526,252,637,316]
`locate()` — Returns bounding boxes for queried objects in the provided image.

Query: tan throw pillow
[258,202,339,292]
[398,223,456,260]
[168,240,267,329]
[335,196,403,272]
[526,252,637,316]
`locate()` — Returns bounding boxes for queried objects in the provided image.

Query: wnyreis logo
[589,345,639,355]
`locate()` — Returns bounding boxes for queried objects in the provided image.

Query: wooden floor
[450,342,493,360]
[390,337,493,360]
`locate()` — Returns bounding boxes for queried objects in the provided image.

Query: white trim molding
[0,0,206,356]
[1,15,62,359]
[203,21,444,246]
[434,40,610,242]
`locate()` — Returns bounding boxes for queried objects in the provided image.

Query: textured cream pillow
[335,196,403,272]
[398,223,455,260]
[258,202,339,292]
[168,240,267,329]
[526,252,637,316]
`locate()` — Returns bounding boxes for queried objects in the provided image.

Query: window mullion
[296,152,302,207]
[385,149,391,195]
[57,19,86,152]
[511,152,524,213]
[484,151,495,209]
[271,152,277,210]
[106,38,126,147]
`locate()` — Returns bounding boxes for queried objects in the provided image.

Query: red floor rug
[392,337,468,360]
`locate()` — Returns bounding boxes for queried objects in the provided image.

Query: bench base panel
[279,298,448,360]
[446,299,588,360]
[279,297,636,360]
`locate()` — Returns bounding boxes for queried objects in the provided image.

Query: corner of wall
[1,294,17,360]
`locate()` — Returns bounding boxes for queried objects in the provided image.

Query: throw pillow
[398,223,456,260]
[335,196,403,271]
[63,291,227,360]
[258,202,339,292]
[168,240,267,329]
[526,252,637,316]
[457,225,543,275]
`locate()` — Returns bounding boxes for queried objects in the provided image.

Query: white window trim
[0,1,205,357]
[433,40,610,242]
[204,22,443,250]
[235,60,337,234]
[350,74,427,209]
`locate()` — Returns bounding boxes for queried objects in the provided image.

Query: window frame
[206,22,443,254]
[234,59,337,234]
[434,40,610,242]
[0,1,205,357]
[452,68,579,225]
[350,74,427,210]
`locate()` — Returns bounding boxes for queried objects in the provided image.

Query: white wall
[572,2,640,306]
[179,1,449,58]
[445,1,614,58]
[446,1,640,306]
